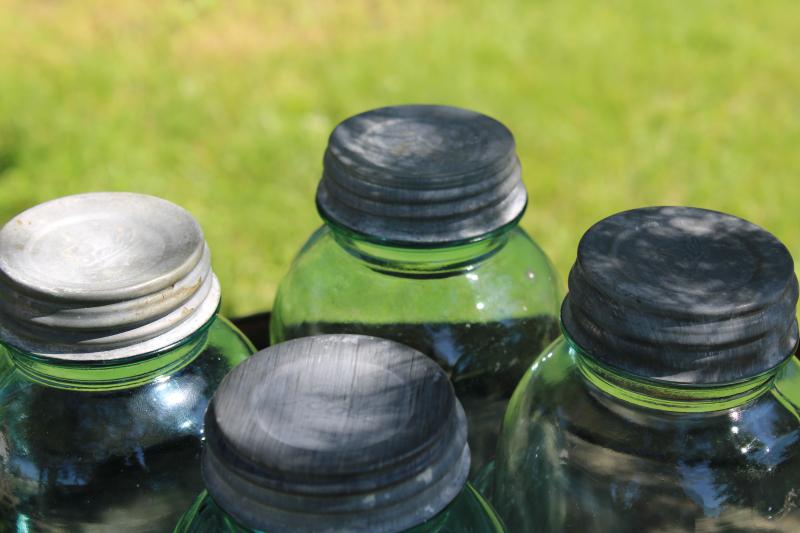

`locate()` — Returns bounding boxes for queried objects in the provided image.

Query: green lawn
[0,0,798,316]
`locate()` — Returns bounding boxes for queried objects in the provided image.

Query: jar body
[174,483,506,533]
[493,336,800,532]
[270,225,562,475]
[0,316,254,532]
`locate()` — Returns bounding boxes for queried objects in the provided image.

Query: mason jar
[493,206,800,532]
[270,105,562,475]
[175,334,506,533]
[0,193,254,531]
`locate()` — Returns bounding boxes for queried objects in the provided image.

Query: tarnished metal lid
[0,192,220,361]
[202,335,470,532]
[562,206,799,384]
[317,104,527,246]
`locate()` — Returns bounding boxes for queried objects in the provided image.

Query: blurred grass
[0,0,798,316]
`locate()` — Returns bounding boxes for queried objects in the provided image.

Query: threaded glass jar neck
[1,317,215,392]
[564,329,784,413]
[183,485,498,533]
[324,217,518,276]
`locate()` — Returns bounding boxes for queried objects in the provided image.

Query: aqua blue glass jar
[270,105,562,475]
[493,207,800,532]
[175,335,507,533]
[0,193,254,531]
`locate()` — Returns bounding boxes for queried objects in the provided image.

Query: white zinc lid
[0,192,221,361]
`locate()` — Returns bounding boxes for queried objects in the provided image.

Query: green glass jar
[493,207,800,532]
[175,335,507,533]
[270,105,562,475]
[0,193,254,531]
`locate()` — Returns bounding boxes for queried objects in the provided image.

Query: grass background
[0,0,798,316]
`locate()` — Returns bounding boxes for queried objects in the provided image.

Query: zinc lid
[317,104,527,246]
[561,206,799,384]
[202,334,470,533]
[0,192,220,361]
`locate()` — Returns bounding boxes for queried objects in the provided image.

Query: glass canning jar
[270,105,562,475]
[492,206,800,532]
[174,335,506,533]
[0,193,254,531]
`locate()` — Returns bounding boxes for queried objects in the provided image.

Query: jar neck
[206,489,460,533]
[2,319,213,392]
[327,222,515,277]
[566,333,782,413]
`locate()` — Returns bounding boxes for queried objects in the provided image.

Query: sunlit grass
[0,0,798,316]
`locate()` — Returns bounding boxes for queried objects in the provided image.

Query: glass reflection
[493,337,800,532]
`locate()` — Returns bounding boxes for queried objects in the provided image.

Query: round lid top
[202,334,470,533]
[562,206,799,384]
[317,104,527,246]
[0,192,220,361]
[0,192,204,300]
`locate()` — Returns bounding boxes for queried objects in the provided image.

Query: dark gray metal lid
[562,206,799,384]
[317,104,527,246]
[0,192,220,361]
[202,334,470,533]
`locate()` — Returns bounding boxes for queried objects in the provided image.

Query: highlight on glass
[270,105,562,476]
[0,192,254,531]
[492,206,800,532]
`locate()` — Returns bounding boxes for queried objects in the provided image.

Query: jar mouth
[562,326,788,413]
[4,314,216,391]
[325,216,518,277]
[318,198,526,250]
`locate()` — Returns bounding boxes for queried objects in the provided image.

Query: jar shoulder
[0,317,253,531]
[272,226,562,329]
[0,316,253,457]
[505,339,800,460]
[286,226,559,281]
[176,485,506,533]
[207,314,257,359]
[409,483,506,533]
[495,339,800,531]
[175,491,250,533]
